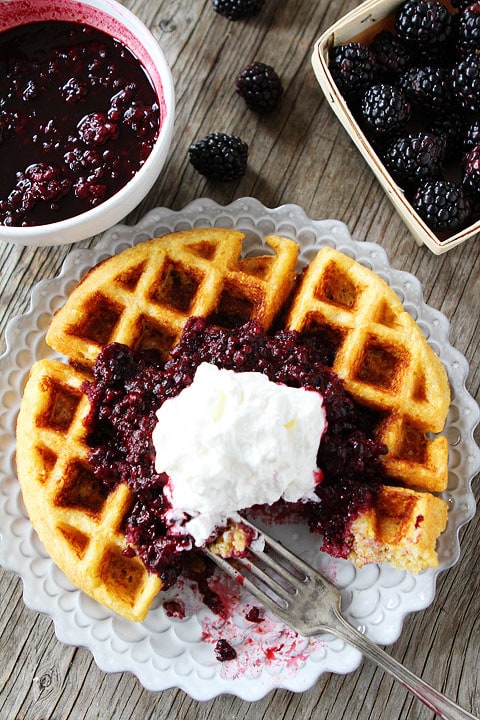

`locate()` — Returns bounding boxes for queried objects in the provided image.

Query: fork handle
[333,610,478,720]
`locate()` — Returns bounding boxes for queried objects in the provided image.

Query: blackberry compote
[83,317,389,585]
[0,21,160,227]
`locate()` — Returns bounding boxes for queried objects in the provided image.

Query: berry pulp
[83,318,388,587]
[0,21,160,226]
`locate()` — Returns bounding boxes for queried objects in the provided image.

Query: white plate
[0,198,478,700]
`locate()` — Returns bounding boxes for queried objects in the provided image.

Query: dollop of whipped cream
[152,362,326,546]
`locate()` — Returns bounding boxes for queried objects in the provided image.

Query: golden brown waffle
[17,229,300,621]
[46,228,299,368]
[209,486,448,575]
[16,231,450,622]
[16,358,162,621]
[286,247,450,493]
[348,485,447,572]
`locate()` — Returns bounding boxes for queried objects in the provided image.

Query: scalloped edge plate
[0,198,478,700]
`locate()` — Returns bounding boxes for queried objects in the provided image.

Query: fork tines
[204,518,340,637]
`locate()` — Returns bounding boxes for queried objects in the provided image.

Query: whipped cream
[152,362,326,546]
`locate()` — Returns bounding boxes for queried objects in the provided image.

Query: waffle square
[286,247,449,492]
[16,359,162,620]
[46,228,299,368]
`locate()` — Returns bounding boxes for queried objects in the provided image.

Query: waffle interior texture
[16,229,450,621]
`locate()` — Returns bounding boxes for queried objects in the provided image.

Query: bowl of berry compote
[0,0,175,247]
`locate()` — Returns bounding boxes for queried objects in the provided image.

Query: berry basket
[311,0,480,255]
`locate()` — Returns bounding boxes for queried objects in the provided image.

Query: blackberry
[188,132,248,180]
[398,66,452,112]
[451,53,480,111]
[395,0,454,54]
[215,639,237,662]
[359,83,410,138]
[463,144,480,195]
[212,0,265,20]
[329,42,377,100]
[383,131,446,186]
[235,62,283,112]
[431,111,465,157]
[412,179,471,230]
[457,2,480,54]
[77,112,119,146]
[451,0,476,9]
[464,119,480,151]
[370,30,412,79]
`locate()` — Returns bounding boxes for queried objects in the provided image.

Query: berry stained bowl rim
[0,0,175,248]
[311,0,480,255]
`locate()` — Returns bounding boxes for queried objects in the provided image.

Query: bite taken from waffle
[16,228,450,622]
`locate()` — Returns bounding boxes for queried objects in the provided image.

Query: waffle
[348,485,448,571]
[286,247,450,493]
[16,230,450,622]
[46,228,299,369]
[210,485,448,574]
[16,358,162,621]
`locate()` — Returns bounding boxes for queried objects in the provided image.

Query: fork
[204,518,478,720]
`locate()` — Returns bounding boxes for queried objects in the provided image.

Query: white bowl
[311,0,480,255]
[0,0,175,247]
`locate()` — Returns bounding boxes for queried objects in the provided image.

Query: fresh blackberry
[398,66,453,112]
[412,179,471,230]
[463,144,480,195]
[370,30,412,79]
[359,83,410,138]
[431,111,465,157]
[329,42,377,100]
[211,0,265,20]
[451,0,476,9]
[395,1,454,54]
[457,2,480,55]
[188,132,248,180]
[464,119,480,151]
[451,53,480,111]
[383,131,446,186]
[235,62,283,112]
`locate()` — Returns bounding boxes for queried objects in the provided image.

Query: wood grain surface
[0,1,479,719]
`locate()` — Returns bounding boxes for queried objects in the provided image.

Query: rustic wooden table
[0,1,479,719]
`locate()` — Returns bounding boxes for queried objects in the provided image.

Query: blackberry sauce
[0,21,160,226]
[83,318,388,588]
[245,606,264,623]
[214,639,237,662]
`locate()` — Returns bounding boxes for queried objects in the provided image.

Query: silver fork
[204,518,478,720]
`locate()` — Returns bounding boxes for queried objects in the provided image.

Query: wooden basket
[311,0,480,255]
